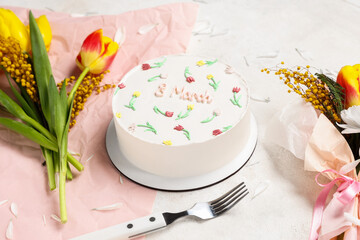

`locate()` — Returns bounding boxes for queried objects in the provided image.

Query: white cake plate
[106,113,257,191]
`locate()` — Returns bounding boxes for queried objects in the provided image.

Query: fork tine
[212,189,249,216]
[211,184,246,209]
[210,182,245,205]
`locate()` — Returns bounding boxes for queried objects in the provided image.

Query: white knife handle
[70,212,166,240]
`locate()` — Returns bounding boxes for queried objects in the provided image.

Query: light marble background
[3,0,360,239]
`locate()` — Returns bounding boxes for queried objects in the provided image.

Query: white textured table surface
[4,0,360,239]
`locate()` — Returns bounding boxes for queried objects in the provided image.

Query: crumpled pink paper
[0,3,198,239]
[305,114,359,240]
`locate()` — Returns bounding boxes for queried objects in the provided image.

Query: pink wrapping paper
[305,115,359,239]
[0,3,198,239]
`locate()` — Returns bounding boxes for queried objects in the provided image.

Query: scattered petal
[114,26,126,46]
[70,13,86,17]
[0,199,8,207]
[210,27,229,37]
[343,0,360,8]
[344,212,360,226]
[119,175,123,184]
[252,181,270,199]
[51,214,61,223]
[193,0,208,3]
[138,23,159,35]
[243,56,250,66]
[10,203,18,218]
[340,159,360,174]
[250,95,271,103]
[68,150,81,157]
[43,215,46,226]
[256,51,279,58]
[6,219,13,240]
[295,48,313,61]
[192,20,211,35]
[86,154,94,162]
[92,202,123,211]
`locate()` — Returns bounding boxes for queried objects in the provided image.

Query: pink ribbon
[309,169,360,240]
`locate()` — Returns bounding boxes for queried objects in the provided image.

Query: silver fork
[70,183,249,240]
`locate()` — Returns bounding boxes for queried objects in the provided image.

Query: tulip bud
[76,29,119,74]
[336,64,360,109]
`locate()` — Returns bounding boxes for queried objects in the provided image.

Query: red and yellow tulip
[0,8,52,52]
[337,64,360,109]
[75,29,119,75]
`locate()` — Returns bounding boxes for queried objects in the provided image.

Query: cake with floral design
[112,55,251,178]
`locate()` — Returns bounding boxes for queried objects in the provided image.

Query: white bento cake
[112,55,251,178]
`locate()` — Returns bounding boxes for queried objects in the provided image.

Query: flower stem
[59,170,67,223]
[43,148,56,190]
[67,67,90,107]
[67,153,84,172]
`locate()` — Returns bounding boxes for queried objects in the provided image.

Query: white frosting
[112,55,251,177]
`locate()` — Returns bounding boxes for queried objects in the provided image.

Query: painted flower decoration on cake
[125,91,141,111]
[128,123,136,133]
[163,140,172,146]
[196,59,218,67]
[207,74,220,91]
[142,58,167,70]
[114,83,126,95]
[225,66,234,74]
[201,108,221,123]
[148,73,167,82]
[213,129,222,136]
[336,64,360,109]
[118,83,126,89]
[137,122,157,134]
[176,104,194,120]
[174,125,191,140]
[213,125,232,136]
[230,87,242,108]
[115,112,121,118]
[153,106,173,117]
[184,66,195,83]
[76,29,119,75]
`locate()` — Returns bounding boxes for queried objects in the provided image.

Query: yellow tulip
[0,8,30,52]
[33,15,52,51]
[0,8,52,52]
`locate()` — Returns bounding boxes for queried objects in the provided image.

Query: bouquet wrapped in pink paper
[264,63,360,239]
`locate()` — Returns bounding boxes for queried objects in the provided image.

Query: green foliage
[315,73,344,114]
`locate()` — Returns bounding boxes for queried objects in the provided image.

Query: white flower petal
[341,106,360,128]
[92,202,123,211]
[252,181,270,199]
[342,128,360,134]
[192,20,211,35]
[114,26,126,46]
[250,95,271,103]
[340,159,360,174]
[10,203,18,218]
[0,199,8,206]
[256,51,279,58]
[119,175,123,184]
[51,214,61,223]
[138,23,158,35]
[6,219,13,239]
[295,48,313,61]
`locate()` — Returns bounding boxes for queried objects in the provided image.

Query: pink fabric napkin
[0,3,198,239]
